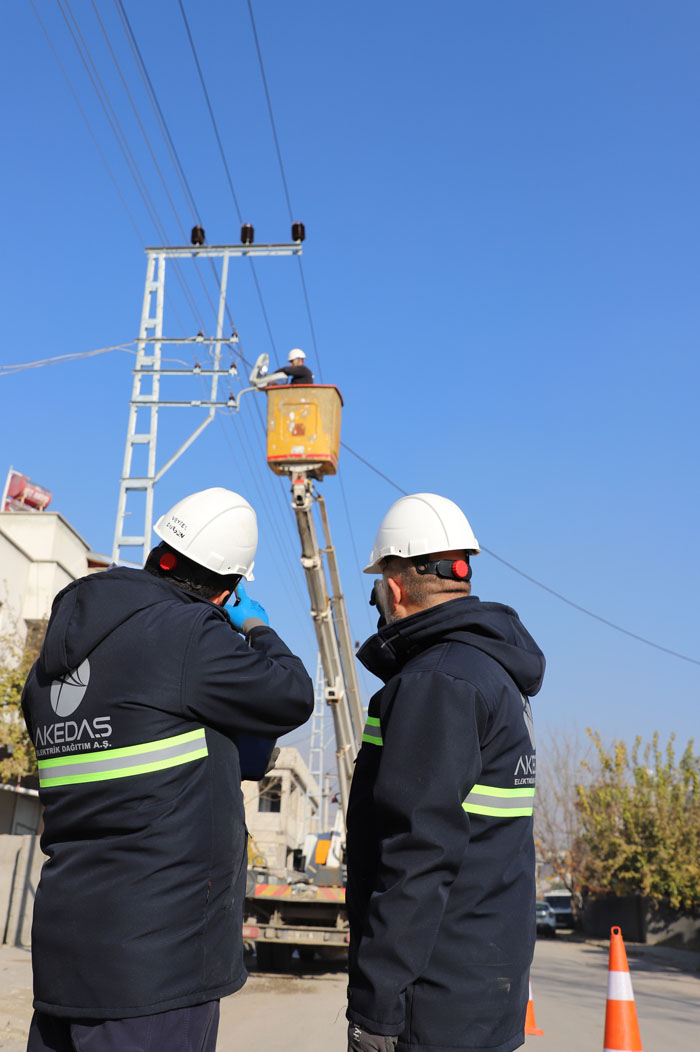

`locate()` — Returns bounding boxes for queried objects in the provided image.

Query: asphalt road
[1,938,698,1051]
[528,936,699,1051]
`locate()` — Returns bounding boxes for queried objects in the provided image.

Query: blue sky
[2,2,699,781]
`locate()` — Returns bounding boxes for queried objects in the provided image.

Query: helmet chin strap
[413,556,472,583]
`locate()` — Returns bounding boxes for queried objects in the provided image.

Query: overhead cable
[30,0,144,244]
[0,343,136,376]
[245,0,323,379]
[114,0,201,223]
[339,442,700,667]
[55,0,200,331]
[177,0,279,354]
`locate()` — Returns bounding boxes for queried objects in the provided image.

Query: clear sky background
[2,2,699,784]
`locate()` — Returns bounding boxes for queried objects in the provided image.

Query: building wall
[244,746,320,872]
[0,511,98,651]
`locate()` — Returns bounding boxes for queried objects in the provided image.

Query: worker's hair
[145,542,241,601]
[381,554,471,607]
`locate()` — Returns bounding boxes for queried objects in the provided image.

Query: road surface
[1,939,698,1051]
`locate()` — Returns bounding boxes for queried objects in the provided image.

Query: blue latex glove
[225,583,270,633]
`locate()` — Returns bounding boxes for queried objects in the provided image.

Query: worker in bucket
[274,347,314,384]
[21,487,314,1052]
[345,494,545,1052]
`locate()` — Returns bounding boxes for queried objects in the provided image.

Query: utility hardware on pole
[112,240,301,567]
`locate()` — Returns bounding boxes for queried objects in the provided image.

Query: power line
[113,0,200,224]
[481,549,700,667]
[246,0,293,218]
[245,0,323,380]
[339,440,700,667]
[55,0,201,331]
[177,0,279,354]
[30,0,144,244]
[0,343,136,376]
[176,0,243,223]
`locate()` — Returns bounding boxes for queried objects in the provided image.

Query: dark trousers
[27,1001,220,1052]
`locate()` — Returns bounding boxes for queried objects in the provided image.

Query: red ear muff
[451,559,470,580]
[159,552,178,571]
[414,556,472,582]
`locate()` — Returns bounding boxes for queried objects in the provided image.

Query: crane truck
[242,364,366,970]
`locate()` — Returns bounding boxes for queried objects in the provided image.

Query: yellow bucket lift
[265,384,343,476]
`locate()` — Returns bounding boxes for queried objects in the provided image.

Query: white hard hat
[363,493,480,574]
[154,487,258,580]
[288,348,306,361]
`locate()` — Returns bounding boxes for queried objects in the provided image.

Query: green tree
[575,731,700,911]
[0,632,37,783]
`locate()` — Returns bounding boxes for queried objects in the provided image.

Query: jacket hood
[356,595,545,697]
[39,566,224,679]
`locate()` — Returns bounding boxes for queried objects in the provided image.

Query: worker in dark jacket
[274,347,314,384]
[22,487,314,1052]
[346,493,545,1052]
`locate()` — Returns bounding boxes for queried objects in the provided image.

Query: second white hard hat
[288,348,306,361]
[154,487,258,580]
[363,493,480,574]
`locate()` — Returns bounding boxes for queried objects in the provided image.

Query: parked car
[535,900,557,938]
[544,891,575,929]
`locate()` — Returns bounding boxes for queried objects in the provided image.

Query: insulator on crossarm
[191,225,205,246]
[241,223,254,245]
[291,221,306,242]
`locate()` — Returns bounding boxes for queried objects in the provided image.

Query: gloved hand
[225,584,270,633]
[347,1023,398,1052]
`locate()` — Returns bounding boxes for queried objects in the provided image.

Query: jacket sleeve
[181,615,314,739]
[347,669,488,1035]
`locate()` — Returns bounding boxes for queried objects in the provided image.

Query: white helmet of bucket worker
[363,493,480,574]
[154,487,258,580]
[288,347,306,361]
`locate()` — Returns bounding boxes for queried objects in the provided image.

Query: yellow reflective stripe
[463,783,535,818]
[362,715,383,746]
[38,729,207,788]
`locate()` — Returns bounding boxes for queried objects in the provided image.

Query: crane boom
[289,471,364,819]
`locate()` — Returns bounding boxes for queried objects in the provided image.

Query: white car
[535,900,557,937]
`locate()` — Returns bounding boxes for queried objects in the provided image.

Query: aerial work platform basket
[265,384,343,476]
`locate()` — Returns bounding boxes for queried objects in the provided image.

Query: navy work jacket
[21,567,314,1019]
[346,596,545,1052]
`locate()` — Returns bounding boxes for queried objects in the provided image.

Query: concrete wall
[244,747,320,872]
[583,894,700,948]
[0,788,42,836]
[0,834,45,947]
[0,512,93,655]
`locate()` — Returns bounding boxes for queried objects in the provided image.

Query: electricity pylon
[112,241,301,566]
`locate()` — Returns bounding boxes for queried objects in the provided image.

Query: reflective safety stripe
[607,970,634,1001]
[361,715,383,746]
[463,783,535,817]
[38,728,208,788]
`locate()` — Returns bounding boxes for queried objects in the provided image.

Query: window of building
[258,776,282,813]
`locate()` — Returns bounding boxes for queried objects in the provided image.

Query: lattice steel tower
[112,240,301,565]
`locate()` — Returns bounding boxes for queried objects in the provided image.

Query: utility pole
[112,240,302,567]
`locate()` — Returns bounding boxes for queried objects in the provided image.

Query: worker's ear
[211,589,232,607]
[385,576,403,613]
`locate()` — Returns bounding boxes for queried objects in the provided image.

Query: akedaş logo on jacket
[34,659,112,755]
[514,693,536,784]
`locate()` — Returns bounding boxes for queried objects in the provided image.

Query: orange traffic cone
[603,926,643,1051]
[524,978,544,1036]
